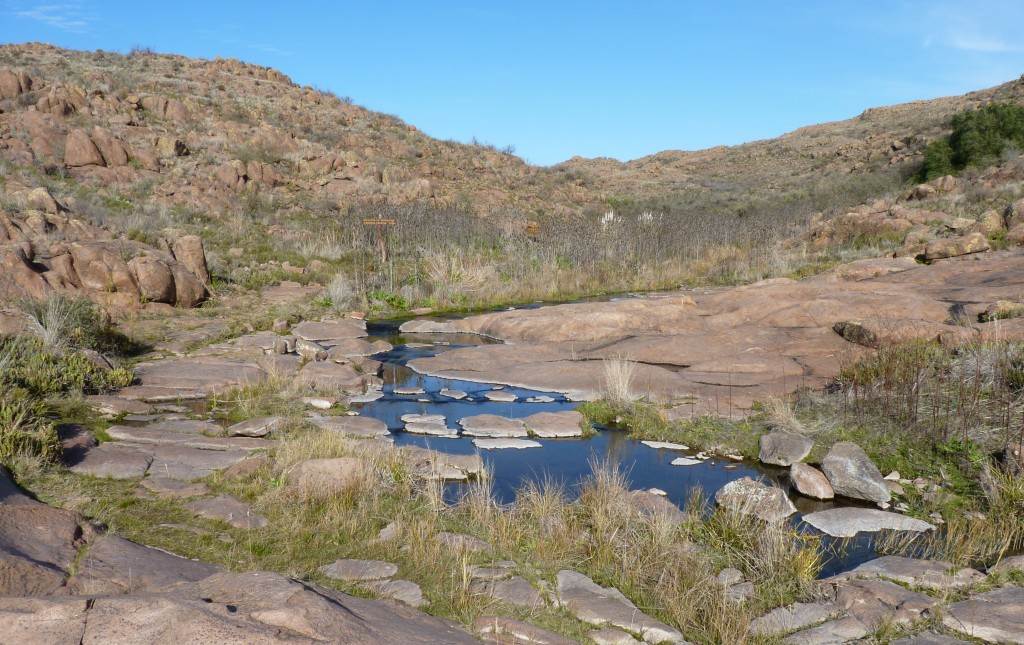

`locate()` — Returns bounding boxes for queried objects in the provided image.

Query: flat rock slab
[115,384,207,402]
[394,386,426,395]
[439,389,467,400]
[838,555,984,590]
[556,570,683,644]
[802,509,936,538]
[588,628,645,645]
[311,415,389,437]
[641,440,689,451]
[944,585,1024,643]
[404,421,458,437]
[522,411,585,438]
[459,414,527,438]
[85,395,155,417]
[473,438,542,450]
[67,535,221,595]
[484,390,518,402]
[671,457,702,466]
[364,578,426,608]
[68,442,153,479]
[226,416,283,438]
[297,361,365,392]
[749,602,843,636]
[0,502,84,596]
[401,447,484,480]
[470,576,543,608]
[105,425,277,451]
[0,569,479,643]
[146,445,254,482]
[133,356,266,395]
[893,634,972,644]
[837,578,940,629]
[292,319,367,341]
[783,615,870,644]
[401,413,446,424]
[186,496,268,530]
[473,616,579,645]
[320,559,398,581]
[139,477,210,499]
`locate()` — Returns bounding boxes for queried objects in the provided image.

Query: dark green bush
[0,336,134,397]
[919,102,1024,180]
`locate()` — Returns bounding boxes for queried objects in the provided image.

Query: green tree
[918,102,1024,180]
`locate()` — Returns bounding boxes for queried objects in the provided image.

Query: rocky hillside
[557,75,1024,205]
[0,42,588,217]
[3,43,1024,315]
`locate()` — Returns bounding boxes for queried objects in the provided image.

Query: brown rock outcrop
[63,129,105,167]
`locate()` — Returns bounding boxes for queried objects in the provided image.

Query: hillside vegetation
[1,43,1024,314]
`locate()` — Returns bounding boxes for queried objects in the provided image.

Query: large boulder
[820,442,890,503]
[758,432,813,466]
[922,232,990,261]
[169,235,210,284]
[129,255,176,303]
[63,129,105,167]
[0,69,32,100]
[790,463,834,499]
[715,477,797,522]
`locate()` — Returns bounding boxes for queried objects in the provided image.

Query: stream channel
[353,314,880,578]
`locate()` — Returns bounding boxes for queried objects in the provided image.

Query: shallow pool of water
[354,319,882,578]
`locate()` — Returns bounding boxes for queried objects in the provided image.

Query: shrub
[0,390,60,464]
[919,102,1024,180]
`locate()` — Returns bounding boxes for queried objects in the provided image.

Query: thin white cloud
[947,31,1024,54]
[14,2,94,33]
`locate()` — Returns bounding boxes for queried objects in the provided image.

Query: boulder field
[403,251,1024,417]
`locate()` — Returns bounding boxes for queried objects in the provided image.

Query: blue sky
[2,1,1023,166]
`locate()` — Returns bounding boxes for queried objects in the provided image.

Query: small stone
[717,568,744,586]
[377,522,399,543]
[304,397,335,409]
[647,488,667,496]
[272,318,289,333]
[727,582,755,603]
[226,416,283,438]
[884,471,901,481]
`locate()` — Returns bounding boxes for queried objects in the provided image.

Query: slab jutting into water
[484,390,518,402]
[801,508,936,537]
[393,386,426,395]
[439,388,468,400]
[521,411,585,438]
[671,457,702,466]
[472,438,542,450]
[641,440,689,450]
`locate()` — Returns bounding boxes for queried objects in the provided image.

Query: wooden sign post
[362,213,396,262]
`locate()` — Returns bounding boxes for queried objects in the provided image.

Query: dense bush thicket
[0,295,139,463]
[920,102,1024,180]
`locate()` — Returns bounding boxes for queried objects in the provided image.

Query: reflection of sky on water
[359,320,880,577]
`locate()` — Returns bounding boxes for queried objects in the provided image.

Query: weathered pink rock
[64,129,105,167]
[790,463,834,500]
